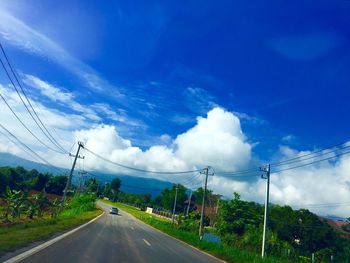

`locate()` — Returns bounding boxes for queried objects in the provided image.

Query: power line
[83,146,204,174]
[272,143,350,167]
[0,43,68,153]
[216,140,350,177]
[217,167,260,175]
[0,123,67,174]
[271,140,350,166]
[0,43,68,154]
[272,149,350,173]
[0,90,66,154]
[84,171,168,191]
[0,128,46,167]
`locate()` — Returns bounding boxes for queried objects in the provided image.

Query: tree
[158,184,187,212]
[216,192,263,236]
[46,175,67,195]
[33,173,50,191]
[110,178,121,201]
[84,177,99,193]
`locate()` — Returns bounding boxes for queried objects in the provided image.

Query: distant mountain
[0,152,60,174]
[0,152,173,197]
[323,214,348,222]
[87,172,173,197]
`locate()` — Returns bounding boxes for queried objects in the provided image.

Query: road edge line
[118,207,226,263]
[3,211,105,263]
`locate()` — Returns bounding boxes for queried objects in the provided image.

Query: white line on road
[143,239,151,246]
[4,212,105,263]
[131,227,135,230]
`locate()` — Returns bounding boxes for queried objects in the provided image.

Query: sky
[0,0,350,217]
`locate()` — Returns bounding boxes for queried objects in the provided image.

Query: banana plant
[3,186,27,221]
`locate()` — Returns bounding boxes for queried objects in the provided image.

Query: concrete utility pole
[199,167,209,239]
[61,141,84,207]
[261,164,271,259]
[186,190,192,217]
[172,185,179,224]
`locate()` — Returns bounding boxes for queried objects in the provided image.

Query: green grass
[0,208,102,257]
[103,200,289,263]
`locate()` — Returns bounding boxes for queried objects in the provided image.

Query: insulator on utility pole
[199,167,210,239]
[172,185,179,224]
[61,141,84,207]
[261,164,271,259]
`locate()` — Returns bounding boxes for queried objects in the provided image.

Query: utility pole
[172,185,179,224]
[186,190,192,217]
[61,141,84,207]
[261,164,271,259]
[199,167,209,239]
[215,198,220,214]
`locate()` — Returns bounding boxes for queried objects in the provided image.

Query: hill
[0,152,173,197]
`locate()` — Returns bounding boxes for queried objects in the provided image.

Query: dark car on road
[109,207,118,215]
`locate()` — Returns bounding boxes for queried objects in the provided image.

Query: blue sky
[1,1,350,216]
[1,0,349,153]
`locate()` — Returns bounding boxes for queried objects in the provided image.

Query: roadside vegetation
[101,183,350,262]
[102,200,285,263]
[2,166,350,262]
[0,166,102,256]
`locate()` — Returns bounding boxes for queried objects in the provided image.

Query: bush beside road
[102,200,287,263]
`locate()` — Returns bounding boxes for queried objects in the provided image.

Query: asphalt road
[19,202,222,263]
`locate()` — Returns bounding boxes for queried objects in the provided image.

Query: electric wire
[272,144,350,167]
[272,149,350,173]
[84,171,166,191]
[215,140,350,176]
[0,57,66,153]
[0,90,66,154]
[0,128,47,168]
[0,123,67,174]
[0,44,68,154]
[271,140,350,166]
[83,146,204,174]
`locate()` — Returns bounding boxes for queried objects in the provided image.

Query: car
[109,207,118,215]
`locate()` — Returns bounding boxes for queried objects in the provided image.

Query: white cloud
[281,134,295,142]
[0,83,81,165]
[1,76,350,218]
[184,87,218,114]
[174,107,251,171]
[23,74,101,121]
[73,107,253,181]
[209,145,350,218]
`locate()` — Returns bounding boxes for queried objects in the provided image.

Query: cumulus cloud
[209,145,350,218]
[74,107,253,180]
[1,78,350,217]
[174,108,251,171]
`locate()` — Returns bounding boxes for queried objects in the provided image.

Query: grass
[103,200,289,263]
[0,204,102,257]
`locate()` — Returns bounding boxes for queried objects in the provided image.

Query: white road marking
[143,239,151,246]
[4,212,105,263]
[131,227,135,230]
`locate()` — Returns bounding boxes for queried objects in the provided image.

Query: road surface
[19,202,222,263]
